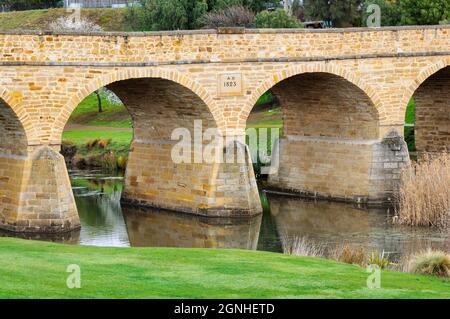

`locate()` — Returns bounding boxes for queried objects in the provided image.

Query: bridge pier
[268,131,409,204]
[121,140,262,217]
[0,146,80,233]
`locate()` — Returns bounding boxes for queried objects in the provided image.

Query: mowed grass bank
[0,238,449,299]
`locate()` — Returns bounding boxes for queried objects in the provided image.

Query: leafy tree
[399,0,450,25]
[207,0,279,12]
[291,0,304,20]
[0,0,62,11]
[361,0,401,26]
[200,5,255,28]
[125,0,208,31]
[254,9,302,28]
[304,0,363,27]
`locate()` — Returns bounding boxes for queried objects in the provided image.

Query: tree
[361,0,401,26]
[399,0,450,25]
[0,0,62,11]
[254,8,302,28]
[207,0,279,12]
[125,0,208,31]
[304,0,363,27]
[200,5,255,28]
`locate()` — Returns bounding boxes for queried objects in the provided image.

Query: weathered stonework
[414,66,450,153]
[0,26,448,232]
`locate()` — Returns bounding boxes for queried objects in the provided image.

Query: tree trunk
[95,90,102,113]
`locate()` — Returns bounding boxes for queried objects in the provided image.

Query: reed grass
[281,234,325,257]
[394,152,450,228]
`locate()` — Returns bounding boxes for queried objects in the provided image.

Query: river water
[2,170,449,259]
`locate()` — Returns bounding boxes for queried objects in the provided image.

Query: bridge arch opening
[62,75,261,222]
[247,72,406,203]
[404,66,450,155]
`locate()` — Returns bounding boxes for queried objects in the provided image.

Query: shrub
[281,235,325,257]
[254,9,302,28]
[368,250,391,269]
[332,245,367,266]
[124,0,208,31]
[117,155,128,170]
[102,151,117,171]
[394,153,450,228]
[200,5,255,28]
[98,138,111,149]
[73,154,87,169]
[60,140,77,160]
[408,249,450,277]
[86,139,100,149]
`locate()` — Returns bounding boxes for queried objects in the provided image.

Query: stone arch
[50,67,220,144]
[0,90,29,156]
[404,60,450,153]
[0,90,31,232]
[0,88,31,150]
[243,63,382,130]
[400,59,450,116]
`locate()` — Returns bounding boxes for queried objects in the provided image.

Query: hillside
[0,8,127,32]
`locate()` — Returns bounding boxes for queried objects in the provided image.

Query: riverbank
[0,237,449,298]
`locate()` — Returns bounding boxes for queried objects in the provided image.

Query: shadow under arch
[403,61,450,153]
[0,95,30,232]
[400,59,450,117]
[243,63,382,129]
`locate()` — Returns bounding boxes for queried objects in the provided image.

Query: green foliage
[361,0,401,26]
[400,0,450,25]
[368,250,391,269]
[304,0,362,27]
[255,91,275,106]
[207,0,279,12]
[404,98,415,152]
[0,0,62,11]
[254,9,302,28]
[125,0,208,31]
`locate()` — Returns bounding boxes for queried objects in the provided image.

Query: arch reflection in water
[122,205,262,250]
[267,193,450,259]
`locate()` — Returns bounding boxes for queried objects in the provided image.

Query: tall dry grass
[280,234,325,257]
[395,153,450,228]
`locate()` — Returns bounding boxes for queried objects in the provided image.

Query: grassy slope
[68,93,132,129]
[0,8,127,32]
[63,93,132,160]
[0,237,449,299]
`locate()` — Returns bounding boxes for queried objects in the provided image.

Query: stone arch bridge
[0,26,449,233]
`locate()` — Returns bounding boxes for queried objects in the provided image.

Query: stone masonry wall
[414,66,450,152]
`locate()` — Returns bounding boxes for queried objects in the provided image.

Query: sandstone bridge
[0,26,449,233]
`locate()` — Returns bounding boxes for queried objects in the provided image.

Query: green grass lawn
[404,98,416,152]
[63,130,132,146]
[0,237,449,299]
[68,93,132,129]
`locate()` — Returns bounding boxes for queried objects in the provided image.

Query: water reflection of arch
[267,194,385,253]
[122,205,262,249]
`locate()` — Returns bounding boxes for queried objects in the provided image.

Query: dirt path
[65,124,132,132]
